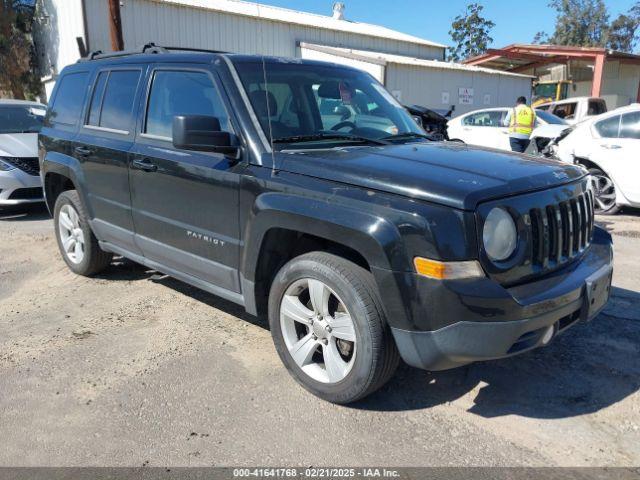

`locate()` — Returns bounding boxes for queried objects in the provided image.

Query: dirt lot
[1,204,639,467]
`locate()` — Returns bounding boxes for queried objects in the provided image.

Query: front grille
[8,187,43,200]
[3,157,40,176]
[528,189,594,269]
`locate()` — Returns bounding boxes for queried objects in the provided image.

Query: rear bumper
[387,227,613,371]
[0,169,43,205]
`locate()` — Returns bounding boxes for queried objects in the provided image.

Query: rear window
[49,72,89,126]
[595,115,620,138]
[552,102,577,120]
[86,70,140,132]
[588,100,607,116]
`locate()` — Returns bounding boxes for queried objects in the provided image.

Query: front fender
[241,192,407,280]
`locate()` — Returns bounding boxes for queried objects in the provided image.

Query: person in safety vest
[503,96,536,153]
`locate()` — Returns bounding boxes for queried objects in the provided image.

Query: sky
[257,0,637,48]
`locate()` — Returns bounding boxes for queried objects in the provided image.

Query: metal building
[35,0,532,113]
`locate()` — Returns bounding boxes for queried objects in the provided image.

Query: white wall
[34,0,86,101]
[386,64,532,115]
[83,0,443,61]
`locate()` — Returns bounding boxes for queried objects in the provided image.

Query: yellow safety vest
[509,104,535,136]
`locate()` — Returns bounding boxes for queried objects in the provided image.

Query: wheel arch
[241,192,406,318]
[42,152,88,214]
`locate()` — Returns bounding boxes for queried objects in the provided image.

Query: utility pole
[108,0,124,51]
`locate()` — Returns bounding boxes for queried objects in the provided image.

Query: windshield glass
[233,60,424,149]
[0,105,46,134]
[534,83,557,99]
[535,109,568,125]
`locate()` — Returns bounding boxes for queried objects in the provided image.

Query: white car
[536,96,607,125]
[447,107,568,152]
[0,99,46,206]
[554,104,640,214]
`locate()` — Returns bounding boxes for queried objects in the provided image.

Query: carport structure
[464,44,640,101]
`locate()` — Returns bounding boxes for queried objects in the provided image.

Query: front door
[460,110,510,150]
[129,66,242,293]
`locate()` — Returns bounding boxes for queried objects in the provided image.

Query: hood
[0,133,38,158]
[277,142,586,210]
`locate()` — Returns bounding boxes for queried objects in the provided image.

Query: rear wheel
[588,168,620,215]
[268,252,399,404]
[54,190,113,275]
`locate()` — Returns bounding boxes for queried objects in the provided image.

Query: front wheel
[268,252,399,404]
[588,168,620,215]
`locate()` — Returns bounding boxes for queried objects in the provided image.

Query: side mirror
[172,115,240,158]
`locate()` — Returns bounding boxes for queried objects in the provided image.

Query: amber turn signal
[413,257,484,280]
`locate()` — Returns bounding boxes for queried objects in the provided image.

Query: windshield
[233,60,424,149]
[535,109,568,125]
[0,105,46,134]
[534,83,557,100]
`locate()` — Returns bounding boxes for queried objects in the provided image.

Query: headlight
[483,207,517,262]
[0,158,16,171]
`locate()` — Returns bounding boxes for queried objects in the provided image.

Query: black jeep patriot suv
[39,45,613,403]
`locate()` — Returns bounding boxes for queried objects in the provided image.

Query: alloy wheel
[58,204,85,264]
[590,173,616,213]
[280,278,357,384]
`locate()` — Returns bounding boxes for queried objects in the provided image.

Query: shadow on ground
[355,287,640,418]
[0,204,50,222]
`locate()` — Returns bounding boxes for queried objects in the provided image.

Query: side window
[145,70,229,139]
[595,115,621,138]
[553,102,576,119]
[99,70,141,131]
[463,111,504,127]
[86,71,108,126]
[620,112,640,139]
[48,72,89,126]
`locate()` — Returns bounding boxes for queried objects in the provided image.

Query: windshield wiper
[272,133,389,146]
[381,132,433,142]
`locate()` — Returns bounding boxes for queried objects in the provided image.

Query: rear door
[129,65,242,293]
[75,66,146,254]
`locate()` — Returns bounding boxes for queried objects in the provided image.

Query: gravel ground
[0,204,639,467]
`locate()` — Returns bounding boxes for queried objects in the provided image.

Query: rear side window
[595,115,620,138]
[86,70,140,131]
[49,72,89,126]
[620,112,640,139]
[144,70,229,139]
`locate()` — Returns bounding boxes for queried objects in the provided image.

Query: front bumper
[389,227,613,371]
[0,168,44,205]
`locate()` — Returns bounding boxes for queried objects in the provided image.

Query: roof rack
[78,43,227,62]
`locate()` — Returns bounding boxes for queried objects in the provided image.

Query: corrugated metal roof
[145,0,447,49]
[300,43,535,78]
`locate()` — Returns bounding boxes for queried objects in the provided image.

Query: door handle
[132,158,158,172]
[74,146,92,157]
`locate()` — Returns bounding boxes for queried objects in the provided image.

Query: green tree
[607,2,640,52]
[448,3,495,62]
[546,0,610,47]
[0,0,40,99]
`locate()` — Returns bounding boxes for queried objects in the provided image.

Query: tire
[588,168,620,215]
[268,252,399,404]
[54,190,113,276]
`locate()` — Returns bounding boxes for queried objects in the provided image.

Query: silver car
[0,99,46,206]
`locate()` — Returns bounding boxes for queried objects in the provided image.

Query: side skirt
[99,240,246,308]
